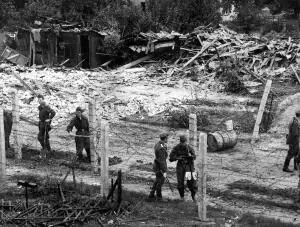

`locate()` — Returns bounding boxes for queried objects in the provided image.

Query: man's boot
[77,153,84,162]
[148,190,155,199]
[156,188,163,201]
[148,183,156,199]
[178,188,185,201]
[86,149,91,163]
[191,192,197,202]
[283,159,293,172]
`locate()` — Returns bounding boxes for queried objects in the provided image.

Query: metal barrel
[207,130,237,152]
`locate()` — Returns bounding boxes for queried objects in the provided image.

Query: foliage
[1,0,222,35]
[22,0,63,23]
[222,0,300,18]
[223,0,264,33]
[217,59,247,93]
[147,0,221,33]
[0,0,19,28]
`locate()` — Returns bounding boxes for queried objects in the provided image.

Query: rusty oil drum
[207,130,237,152]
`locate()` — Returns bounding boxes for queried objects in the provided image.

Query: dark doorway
[80,35,90,68]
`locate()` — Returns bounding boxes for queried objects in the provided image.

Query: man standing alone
[148,133,169,200]
[37,95,56,155]
[284,110,300,172]
[67,107,91,162]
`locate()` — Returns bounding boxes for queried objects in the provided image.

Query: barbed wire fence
[1,82,300,223]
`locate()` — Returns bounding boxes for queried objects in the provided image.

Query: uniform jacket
[169,142,196,172]
[287,117,300,144]
[67,115,90,135]
[38,105,56,122]
[153,140,168,173]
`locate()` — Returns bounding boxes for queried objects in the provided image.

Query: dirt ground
[2,68,300,226]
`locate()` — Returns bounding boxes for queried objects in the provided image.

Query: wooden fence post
[88,97,97,171]
[11,90,21,159]
[0,82,6,183]
[197,132,207,221]
[251,80,272,144]
[100,120,109,197]
[189,114,197,150]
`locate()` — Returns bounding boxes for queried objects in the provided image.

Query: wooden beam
[189,114,197,151]
[291,65,300,84]
[101,120,109,197]
[182,39,217,69]
[118,55,152,70]
[197,132,207,221]
[251,80,272,144]
[11,90,21,159]
[88,96,97,172]
[10,71,38,97]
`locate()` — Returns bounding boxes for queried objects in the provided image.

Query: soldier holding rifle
[169,135,197,201]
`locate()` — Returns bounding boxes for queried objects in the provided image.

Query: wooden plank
[251,80,272,144]
[182,39,217,69]
[6,54,19,60]
[197,132,207,221]
[10,71,38,97]
[154,41,175,50]
[118,55,152,70]
[291,65,300,84]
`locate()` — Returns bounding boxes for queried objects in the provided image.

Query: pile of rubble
[0,63,190,127]
[178,24,300,81]
[128,24,300,87]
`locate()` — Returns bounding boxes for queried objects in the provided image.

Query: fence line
[2,83,300,221]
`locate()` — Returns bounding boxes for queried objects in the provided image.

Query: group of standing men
[37,95,91,162]
[149,133,198,201]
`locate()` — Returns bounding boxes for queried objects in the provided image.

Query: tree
[147,0,221,33]
[0,0,19,28]
[223,0,300,18]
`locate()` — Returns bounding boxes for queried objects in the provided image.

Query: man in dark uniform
[4,110,12,150]
[169,135,197,201]
[66,107,91,162]
[37,95,56,154]
[284,109,300,172]
[148,133,169,200]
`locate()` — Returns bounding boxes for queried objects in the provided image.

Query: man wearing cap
[284,109,300,172]
[148,132,169,200]
[37,95,56,155]
[169,135,197,201]
[67,107,91,162]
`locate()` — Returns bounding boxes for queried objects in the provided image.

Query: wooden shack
[17,27,106,68]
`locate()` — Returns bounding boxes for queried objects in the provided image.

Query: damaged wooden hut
[14,26,107,68]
